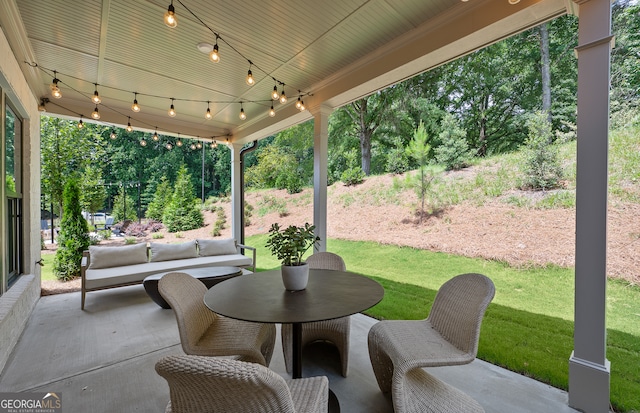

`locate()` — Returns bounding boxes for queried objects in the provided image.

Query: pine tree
[163,165,204,232]
[54,179,90,281]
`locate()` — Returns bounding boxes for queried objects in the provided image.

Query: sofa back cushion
[197,238,237,257]
[150,241,198,262]
[89,243,148,269]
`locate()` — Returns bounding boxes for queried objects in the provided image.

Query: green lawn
[40,237,640,412]
[246,235,640,413]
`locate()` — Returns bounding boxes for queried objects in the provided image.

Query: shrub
[146,176,172,221]
[434,113,473,171]
[174,232,183,238]
[124,222,147,237]
[152,232,164,239]
[54,179,90,281]
[163,165,204,232]
[520,111,564,190]
[146,220,164,233]
[386,137,410,174]
[244,203,253,227]
[341,148,365,186]
[407,121,435,221]
[124,237,137,244]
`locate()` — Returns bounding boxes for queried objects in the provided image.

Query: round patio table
[204,268,384,413]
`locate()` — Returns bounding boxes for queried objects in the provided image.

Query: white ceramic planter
[281,263,309,291]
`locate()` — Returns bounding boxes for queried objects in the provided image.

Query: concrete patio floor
[0,285,578,412]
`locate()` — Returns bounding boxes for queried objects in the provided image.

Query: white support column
[230,142,243,243]
[569,0,612,411]
[311,105,332,252]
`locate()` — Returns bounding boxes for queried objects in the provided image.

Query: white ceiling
[1,0,569,145]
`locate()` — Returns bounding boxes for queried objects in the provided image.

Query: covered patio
[0,0,613,411]
[0,286,577,412]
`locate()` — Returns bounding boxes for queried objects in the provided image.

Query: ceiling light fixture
[110,129,117,139]
[50,71,62,99]
[166,142,173,150]
[210,141,216,149]
[280,87,287,104]
[209,37,220,63]
[299,99,305,111]
[152,128,159,141]
[269,105,276,117]
[164,1,177,28]
[190,143,196,150]
[38,98,48,112]
[272,84,280,100]
[176,135,183,147]
[295,96,302,110]
[168,98,176,117]
[196,142,202,149]
[205,102,212,120]
[239,103,246,120]
[126,116,133,132]
[92,84,101,104]
[77,116,84,129]
[91,106,100,120]
[245,62,255,86]
[140,138,147,147]
[131,92,141,112]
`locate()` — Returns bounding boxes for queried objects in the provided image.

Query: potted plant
[266,222,320,290]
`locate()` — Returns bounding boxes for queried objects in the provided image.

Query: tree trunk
[540,22,552,126]
[477,95,488,157]
[360,130,372,175]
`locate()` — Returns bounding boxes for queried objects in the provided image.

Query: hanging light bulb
[299,100,305,111]
[140,139,147,147]
[176,138,183,147]
[110,129,117,139]
[239,104,246,120]
[196,142,202,149]
[205,102,212,120]
[152,128,159,141]
[295,96,302,110]
[50,71,62,99]
[279,88,287,104]
[168,99,176,117]
[190,143,196,150]
[91,106,101,120]
[269,105,276,117]
[131,92,141,112]
[164,1,177,28]
[126,117,133,132]
[209,40,220,63]
[92,84,102,104]
[212,141,218,148]
[272,84,280,100]
[166,142,173,150]
[210,141,216,149]
[245,62,255,86]
[77,116,84,129]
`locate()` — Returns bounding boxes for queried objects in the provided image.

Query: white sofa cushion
[197,238,237,256]
[88,243,148,269]
[150,241,197,262]
[83,254,252,290]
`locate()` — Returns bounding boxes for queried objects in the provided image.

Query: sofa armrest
[237,243,256,272]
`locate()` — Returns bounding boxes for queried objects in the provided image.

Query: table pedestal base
[329,389,340,413]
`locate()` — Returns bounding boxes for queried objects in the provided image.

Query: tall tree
[539,22,552,123]
[81,166,107,226]
[53,179,90,281]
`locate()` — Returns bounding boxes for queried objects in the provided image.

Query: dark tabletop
[204,269,384,324]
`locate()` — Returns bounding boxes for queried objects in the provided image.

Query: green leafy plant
[520,111,564,190]
[53,178,90,281]
[162,165,204,232]
[265,223,320,266]
[434,113,473,171]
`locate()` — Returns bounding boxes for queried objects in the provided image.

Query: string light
[176,136,183,146]
[272,84,279,100]
[110,129,117,139]
[210,141,216,149]
[280,87,287,104]
[164,1,177,28]
[269,105,276,117]
[166,142,173,150]
[91,106,100,120]
[205,102,212,120]
[140,138,147,147]
[77,116,84,129]
[152,128,159,141]
[190,142,196,150]
[209,37,220,63]
[126,117,133,132]
[196,142,202,149]
[296,96,302,110]
[92,84,101,104]
[245,62,255,86]
[299,99,305,111]
[50,70,62,99]
[131,92,140,112]
[168,98,176,117]
[239,103,246,120]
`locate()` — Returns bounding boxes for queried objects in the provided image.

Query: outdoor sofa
[80,238,255,310]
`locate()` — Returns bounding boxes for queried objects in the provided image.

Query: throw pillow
[89,243,148,269]
[150,241,198,262]
[197,238,237,257]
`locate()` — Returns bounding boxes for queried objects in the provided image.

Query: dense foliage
[53,179,90,281]
[162,165,204,232]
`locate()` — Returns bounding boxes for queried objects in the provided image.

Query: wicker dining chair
[159,272,276,366]
[156,354,329,413]
[367,272,495,413]
[281,251,351,377]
